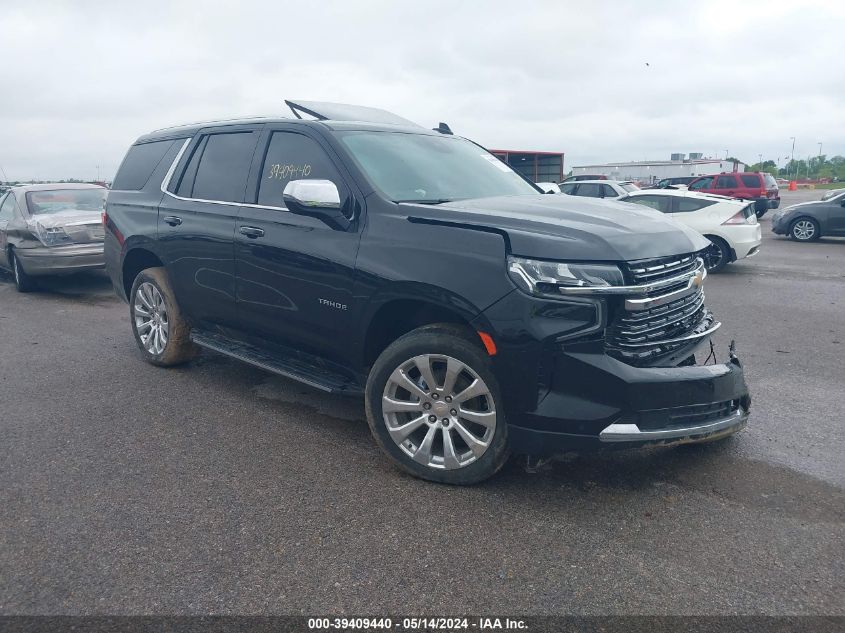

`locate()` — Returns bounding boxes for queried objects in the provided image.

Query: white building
[572,154,746,185]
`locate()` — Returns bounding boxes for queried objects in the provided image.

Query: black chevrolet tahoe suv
[105,100,750,484]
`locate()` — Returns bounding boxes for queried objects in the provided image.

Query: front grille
[624,253,700,295]
[608,252,713,365]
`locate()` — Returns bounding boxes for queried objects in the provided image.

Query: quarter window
[257,132,345,208]
[177,132,258,203]
[112,140,177,191]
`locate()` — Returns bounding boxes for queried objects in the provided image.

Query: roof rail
[285,99,421,127]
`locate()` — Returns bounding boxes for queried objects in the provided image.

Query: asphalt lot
[0,189,842,615]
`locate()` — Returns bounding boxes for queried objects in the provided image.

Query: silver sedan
[0,183,106,292]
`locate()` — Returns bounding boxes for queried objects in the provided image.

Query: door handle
[163,216,182,226]
[239,226,265,239]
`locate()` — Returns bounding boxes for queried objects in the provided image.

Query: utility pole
[789,137,796,180]
[758,154,763,170]
[817,142,823,179]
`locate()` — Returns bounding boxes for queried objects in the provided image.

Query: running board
[191,330,362,395]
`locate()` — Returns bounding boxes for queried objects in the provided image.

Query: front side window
[689,176,714,191]
[177,132,258,203]
[337,131,537,203]
[560,183,577,195]
[257,132,344,208]
[25,189,106,216]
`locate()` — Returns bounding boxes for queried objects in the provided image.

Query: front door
[234,126,363,363]
[826,198,845,235]
[157,126,262,329]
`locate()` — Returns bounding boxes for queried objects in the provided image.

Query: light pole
[789,137,796,180]
[758,154,763,170]
[817,142,823,179]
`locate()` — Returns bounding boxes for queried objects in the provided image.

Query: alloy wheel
[792,220,815,241]
[704,242,724,271]
[134,282,169,355]
[381,354,497,470]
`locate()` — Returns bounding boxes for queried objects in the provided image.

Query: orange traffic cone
[788,181,797,191]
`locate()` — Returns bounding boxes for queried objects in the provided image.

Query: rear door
[825,196,845,235]
[713,174,740,198]
[158,125,262,329]
[233,125,363,361]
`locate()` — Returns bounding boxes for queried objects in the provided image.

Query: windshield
[26,189,106,216]
[337,131,538,203]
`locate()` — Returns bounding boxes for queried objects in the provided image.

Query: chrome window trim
[159,136,354,216]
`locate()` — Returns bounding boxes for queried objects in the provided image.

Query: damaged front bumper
[505,343,751,455]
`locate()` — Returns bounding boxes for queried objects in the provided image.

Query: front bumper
[770,211,789,235]
[505,346,750,455]
[476,284,751,456]
[15,243,105,275]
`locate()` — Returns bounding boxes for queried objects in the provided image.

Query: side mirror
[282,179,350,230]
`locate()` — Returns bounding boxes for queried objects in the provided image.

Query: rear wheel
[365,324,510,485]
[129,267,197,366]
[789,218,820,242]
[703,236,730,273]
[9,250,35,292]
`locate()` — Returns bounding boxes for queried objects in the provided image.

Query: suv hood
[401,194,710,262]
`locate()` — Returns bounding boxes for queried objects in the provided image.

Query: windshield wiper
[396,198,454,205]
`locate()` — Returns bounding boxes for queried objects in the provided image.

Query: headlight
[508,256,625,299]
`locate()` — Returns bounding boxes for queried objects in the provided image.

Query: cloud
[0,0,843,180]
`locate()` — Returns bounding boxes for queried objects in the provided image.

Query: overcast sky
[1,0,843,181]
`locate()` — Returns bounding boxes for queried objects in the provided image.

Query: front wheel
[129,267,197,366]
[789,218,820,242]
[365,324,510,485]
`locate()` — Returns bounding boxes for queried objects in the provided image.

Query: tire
[703,236,730,273]
[753,198,768,218]
[789,217,820,242]
[129,267,197,366]
[365,324,510,485]
[9,249,36,292]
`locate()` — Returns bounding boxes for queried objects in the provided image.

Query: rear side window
[178,132,258,203]
[113,140,177,190]
[0,193,16,220]
[257,132,345,208]
[740,174,760,188]
[576,183,602,198]
[627,195,670,213]
[677,198,717,212]
[715,175,738,188]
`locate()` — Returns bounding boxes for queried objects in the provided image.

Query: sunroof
[284,100,420,127]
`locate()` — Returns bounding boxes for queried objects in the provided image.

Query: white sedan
[619,189,762,273]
